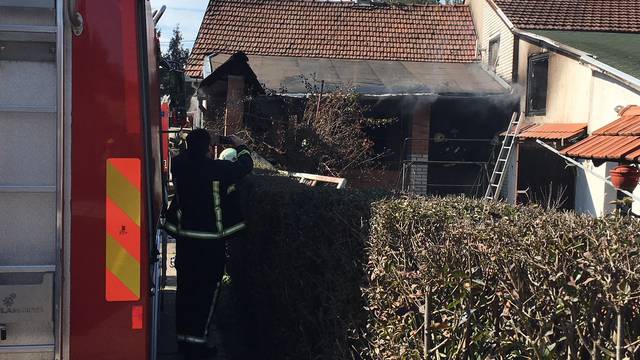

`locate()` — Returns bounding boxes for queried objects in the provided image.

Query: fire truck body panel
[1,1,163,359]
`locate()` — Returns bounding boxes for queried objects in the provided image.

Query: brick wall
[225,75,245,135]
[409,102,432,194]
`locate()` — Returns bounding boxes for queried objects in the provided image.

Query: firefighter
[165,129,253,359]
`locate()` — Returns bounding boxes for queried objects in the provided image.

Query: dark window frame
[526,53,549,116]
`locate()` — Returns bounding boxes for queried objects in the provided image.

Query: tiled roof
[186,0,478,78]
[593,106,640,136]
[494,0,640,33]
[561,106,640,163]
[513,123,587,141]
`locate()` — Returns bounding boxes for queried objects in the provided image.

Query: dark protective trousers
[175,235,226,344]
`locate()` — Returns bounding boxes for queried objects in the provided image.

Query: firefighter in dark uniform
[164,129,253,359]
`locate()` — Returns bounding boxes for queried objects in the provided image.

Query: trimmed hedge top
[228,175,640,359]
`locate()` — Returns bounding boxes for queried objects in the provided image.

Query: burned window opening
[488,36,500,72]
[526,53,549,116]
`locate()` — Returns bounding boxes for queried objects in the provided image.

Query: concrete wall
[515,37,640,216]
[468,0,513,82]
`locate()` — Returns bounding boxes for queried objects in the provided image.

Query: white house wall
[468,0,513,83]
[518,39,640,126]
[516,38,640,216]
[517,41,593,124]
[574,161,617,216]
[588,76,640,131]
[635,184,640,215]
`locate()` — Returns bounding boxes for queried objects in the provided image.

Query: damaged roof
[206,53,508,96]
[494,0,640,33]
[561,106,640,163]
[186,0,478,78]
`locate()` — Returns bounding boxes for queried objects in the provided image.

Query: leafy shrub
[229,176,640,359]
[363,197,640,359]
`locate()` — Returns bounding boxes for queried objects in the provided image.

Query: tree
[159,25,192,124]
[215,81,396,178]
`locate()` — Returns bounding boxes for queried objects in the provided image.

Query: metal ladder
[0,1,61,359]
[484,112,521,200]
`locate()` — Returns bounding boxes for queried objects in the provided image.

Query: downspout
[511,34,519,84]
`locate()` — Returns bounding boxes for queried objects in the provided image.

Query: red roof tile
[518,123,587,140]
[561,105,640,163]
[186,0,478,78]
[494,0,640,33]
[501,123,587,141]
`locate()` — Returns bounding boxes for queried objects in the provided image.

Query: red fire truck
[1,1,168,359]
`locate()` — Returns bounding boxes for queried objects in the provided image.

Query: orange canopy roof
[561,105,640,163]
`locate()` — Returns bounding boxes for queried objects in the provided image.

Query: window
[526,53,549,115]
[488,36,500,72]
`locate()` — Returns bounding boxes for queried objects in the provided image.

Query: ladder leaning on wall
[484,112,522,200]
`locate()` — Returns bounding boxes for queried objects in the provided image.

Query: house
[468,0,640,215]
[186,0,517,193]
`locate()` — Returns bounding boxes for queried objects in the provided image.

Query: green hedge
[228,175,384,359]
[364,197,640,359]
[229,175,640,359]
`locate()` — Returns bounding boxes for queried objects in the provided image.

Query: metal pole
[315,80,324,119]
[424,287,431,359]
[616,307,623,360]
[535,140,640,203]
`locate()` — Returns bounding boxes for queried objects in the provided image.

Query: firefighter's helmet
[219,148,238,161]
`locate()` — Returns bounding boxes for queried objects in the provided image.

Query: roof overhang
[510,123,586,139]
[208,53,510,98]
[501,122,587,148]
[560,106,640,163]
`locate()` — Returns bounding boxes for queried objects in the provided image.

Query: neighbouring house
[186,0,517,194]
[468,0,640,215]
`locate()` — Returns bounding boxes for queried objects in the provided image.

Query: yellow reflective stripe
[222,222,246,237]
[177,335,207,344]
[106,158,141,302]
[237,149,251,157]
[106,161,141,226]
[180,229,222,239]
[227,184,236,194]
[106,234,141,298]
[164,221,179,234]
[164,221,246,239]
[212,181,223,233]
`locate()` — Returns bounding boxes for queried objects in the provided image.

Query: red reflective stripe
[106,158,141,301]
[106,197,141,262]
[108,157,142,192]
[131,305,143,330]
[105,269,139,302]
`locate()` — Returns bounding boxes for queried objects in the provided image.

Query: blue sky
[151,0,208,52]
